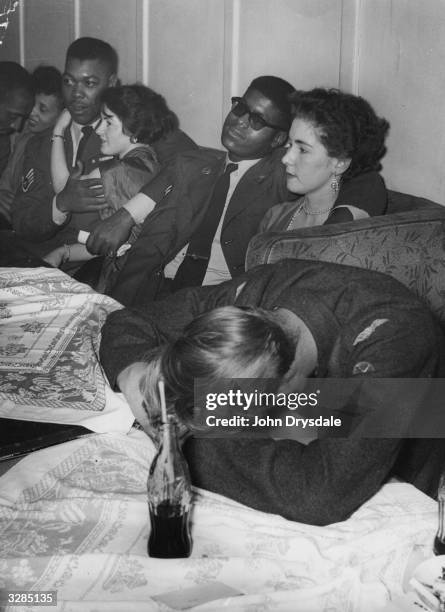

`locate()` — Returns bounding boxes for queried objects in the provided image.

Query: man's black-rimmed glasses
[230,97,287,131]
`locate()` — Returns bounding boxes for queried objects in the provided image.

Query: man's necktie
[75,125,94,166]
[172,162,238,290]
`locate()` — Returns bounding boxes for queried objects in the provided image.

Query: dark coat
[100,259,445,525]
[11,126,104,255]
[110,146,289,306]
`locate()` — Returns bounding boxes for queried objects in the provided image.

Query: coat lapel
[223,155,275,228]
[184,153,226,227]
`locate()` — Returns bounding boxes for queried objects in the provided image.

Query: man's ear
[272,130,288,149]
[277,357,308,394]
[108,73,118,87]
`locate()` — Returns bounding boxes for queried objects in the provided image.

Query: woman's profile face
[282,117,340,196]
[28,93,62,133]
[96,104,133,158]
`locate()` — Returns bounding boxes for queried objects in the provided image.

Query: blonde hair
[140,306,294,428]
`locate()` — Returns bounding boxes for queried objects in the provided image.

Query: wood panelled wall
[1,0,445,203]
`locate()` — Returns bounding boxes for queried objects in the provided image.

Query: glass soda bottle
[434,471,445,555]
[147,415,192,558]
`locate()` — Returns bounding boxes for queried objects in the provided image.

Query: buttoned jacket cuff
[123,192,156,225]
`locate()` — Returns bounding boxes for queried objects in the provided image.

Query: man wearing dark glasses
[87,75,384,307]
[89,75,295,307]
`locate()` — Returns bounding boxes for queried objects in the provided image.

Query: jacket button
[223,240,233,245]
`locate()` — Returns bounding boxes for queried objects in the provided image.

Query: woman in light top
[44,84,176,291]
[259,88,390,232]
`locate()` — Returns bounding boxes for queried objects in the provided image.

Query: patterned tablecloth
[0,267,133,432]
[0,429,438,612]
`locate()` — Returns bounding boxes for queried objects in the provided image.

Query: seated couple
[10,37,195,283]
[43,84,171,291]
[87,78,389,306]
[100,258,445,526]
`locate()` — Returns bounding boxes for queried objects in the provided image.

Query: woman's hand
[53,108,72,136]
[42,247,65,268]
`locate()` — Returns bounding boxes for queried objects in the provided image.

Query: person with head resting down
[259,87,390,232]
[0,61,34,140]
[100,258,445,526]
[86,76,388,306]
[43,84,178,292]
[0,65,64,229]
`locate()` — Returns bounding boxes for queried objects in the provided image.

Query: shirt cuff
[52,196,69,225]
[123,192,156,225]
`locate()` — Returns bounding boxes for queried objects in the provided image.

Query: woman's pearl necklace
[287,197,334,229]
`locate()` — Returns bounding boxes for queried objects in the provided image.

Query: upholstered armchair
[246,191,445,327]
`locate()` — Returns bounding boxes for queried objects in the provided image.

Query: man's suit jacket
[110,146,290,307]
[11,126,103,256]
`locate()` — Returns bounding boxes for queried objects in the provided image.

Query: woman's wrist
[52,123,68,139]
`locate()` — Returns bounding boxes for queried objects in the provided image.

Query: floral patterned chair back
[246,193,445,327]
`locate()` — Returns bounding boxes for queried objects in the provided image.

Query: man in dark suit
[90,76,295,306]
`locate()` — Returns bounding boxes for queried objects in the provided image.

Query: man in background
[0,61,34,229]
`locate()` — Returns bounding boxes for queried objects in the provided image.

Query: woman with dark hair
[45,84,176,290]
[259,88,390,231]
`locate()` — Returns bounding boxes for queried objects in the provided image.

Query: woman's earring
[330,174,340,192]
[130,135,138,144]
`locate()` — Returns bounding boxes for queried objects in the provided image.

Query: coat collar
[222,147,285,225]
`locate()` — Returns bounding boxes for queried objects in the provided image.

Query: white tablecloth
[0,267,133,433]
[0,429,438,612]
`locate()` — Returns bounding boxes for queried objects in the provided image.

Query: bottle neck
[438,499,445,540]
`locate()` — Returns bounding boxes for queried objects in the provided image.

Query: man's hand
[117,361,161,440]
[86,207,135,256]
[55,162,107,214]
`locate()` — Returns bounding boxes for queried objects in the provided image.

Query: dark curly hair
[290,88,390,180]
[0,61,33,103]
[31,65,63,105]
[101,84,178,145]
